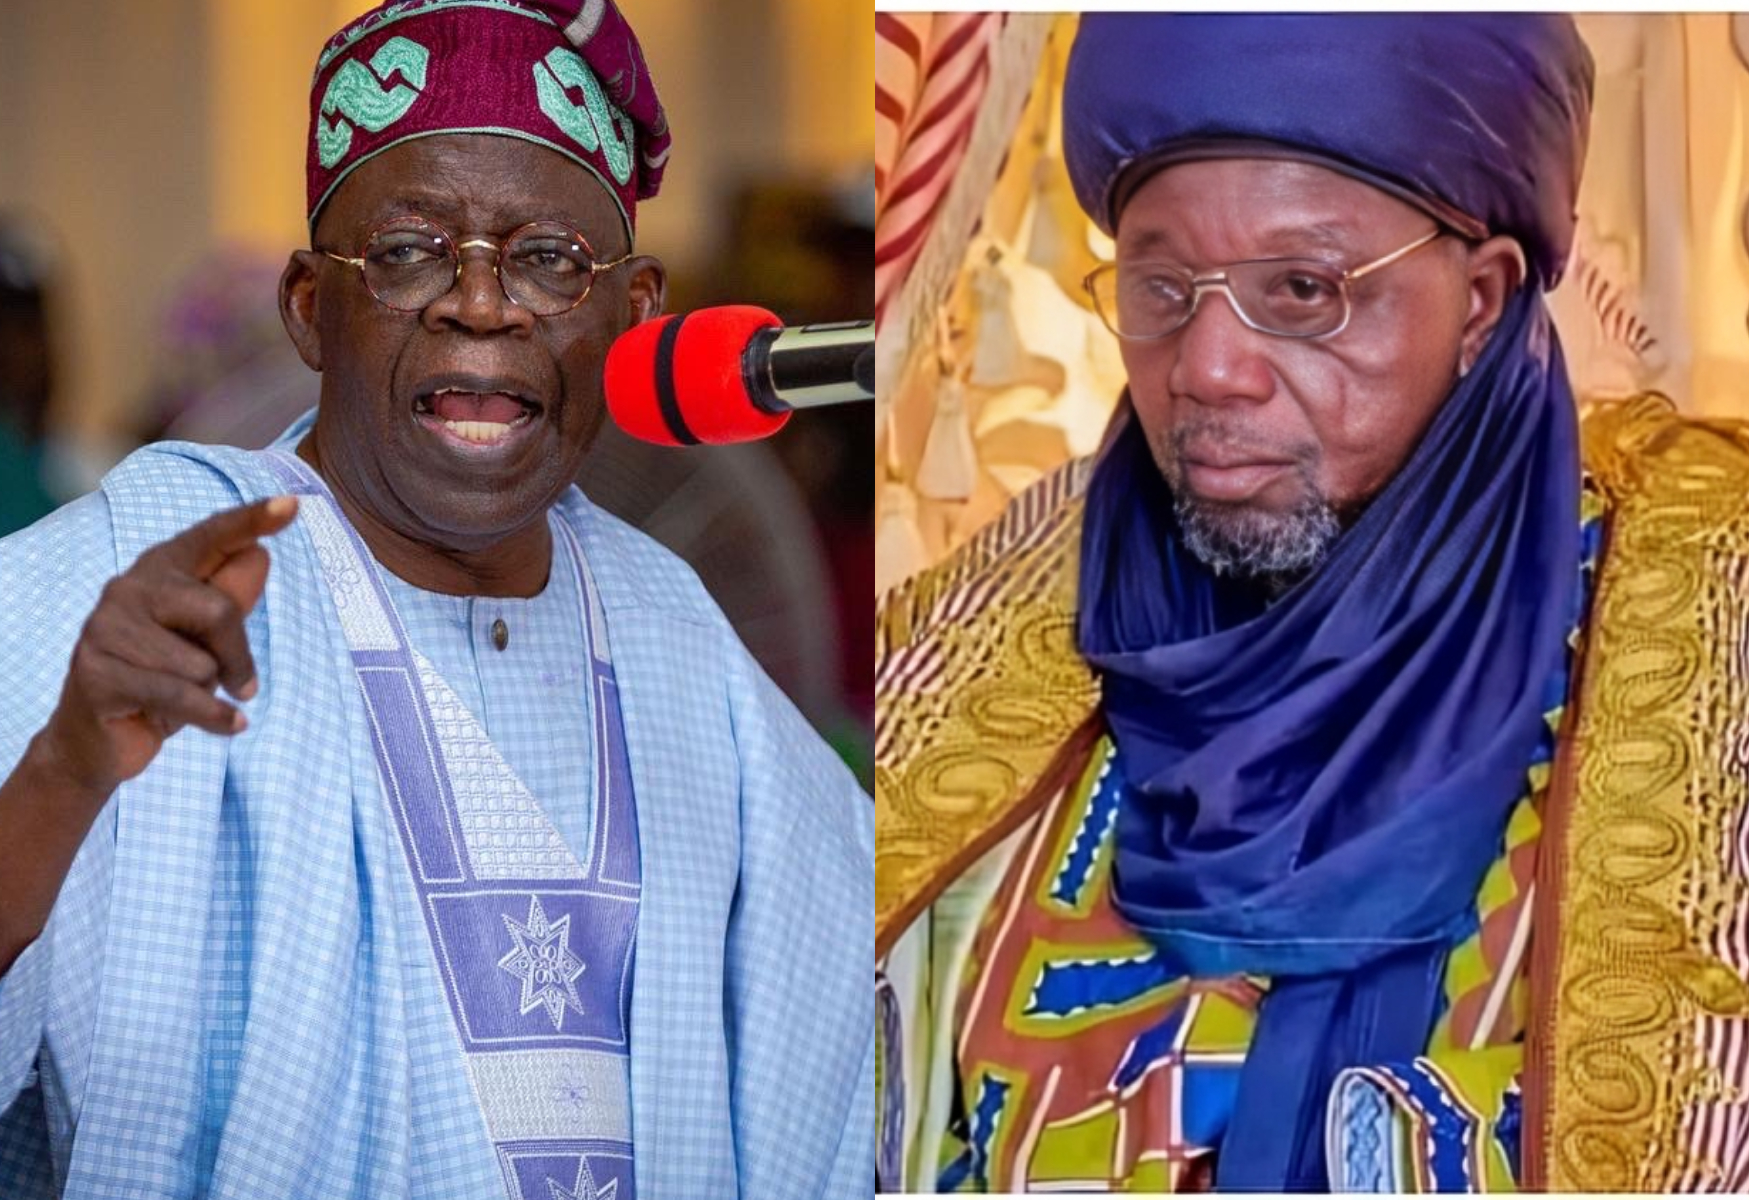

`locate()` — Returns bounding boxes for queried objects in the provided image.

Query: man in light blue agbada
[0,2,872,1196]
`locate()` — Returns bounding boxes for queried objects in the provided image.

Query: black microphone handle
[746,321,876,415]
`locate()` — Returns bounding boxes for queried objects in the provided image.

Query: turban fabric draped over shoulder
[306,0,672,239]
[1062,13,1593,286]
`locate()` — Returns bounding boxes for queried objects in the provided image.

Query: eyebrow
[368,193,594,235]
[1119,220,1360,262]
[371,192,464,222]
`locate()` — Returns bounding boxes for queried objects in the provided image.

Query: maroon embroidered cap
[307,0,671,239]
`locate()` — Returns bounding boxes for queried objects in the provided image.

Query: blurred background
[0,0,874,779]
[875,12,1749,594]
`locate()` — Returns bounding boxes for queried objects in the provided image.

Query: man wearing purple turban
[878,14,1749,1193]
[0,3,870,1197]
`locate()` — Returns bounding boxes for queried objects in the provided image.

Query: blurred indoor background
[0,0,874,778]
[875,12,1749,595]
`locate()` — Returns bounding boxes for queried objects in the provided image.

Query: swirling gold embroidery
[1544,397,1749,1190]
[876,471,1101,955]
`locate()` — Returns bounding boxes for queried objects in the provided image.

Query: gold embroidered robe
[876,397,1749,1191]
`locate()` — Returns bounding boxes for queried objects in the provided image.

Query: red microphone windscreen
[604,306,793,447]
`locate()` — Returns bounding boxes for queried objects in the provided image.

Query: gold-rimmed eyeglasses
[1083,227,1445,341]
[320,215,631,317]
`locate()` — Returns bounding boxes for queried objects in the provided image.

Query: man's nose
[1166,283,1275,406]
[424,242,535,335]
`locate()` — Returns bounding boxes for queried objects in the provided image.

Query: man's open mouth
[412,383,544,447]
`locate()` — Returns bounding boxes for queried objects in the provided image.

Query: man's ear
[622,255,667,328]
[1459,235,1526,373]
[280,250,324,372]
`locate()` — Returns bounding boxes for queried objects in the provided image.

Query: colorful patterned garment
[932,472,1597,1193]
[882,483,1597,1192]
[878,398,1749,1190]
[938,742,1261,1193]
[932,746,1540,1193]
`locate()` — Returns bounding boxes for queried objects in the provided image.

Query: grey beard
[1146,421,1343,588]
[1172,484,1341,584]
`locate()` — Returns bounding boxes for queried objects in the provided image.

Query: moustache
[1167,423,1319,468]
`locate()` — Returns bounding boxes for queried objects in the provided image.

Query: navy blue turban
[1063,13,1593,285]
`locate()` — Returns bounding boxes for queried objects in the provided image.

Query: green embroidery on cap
[533,47,634,187]
[317,36,431,170]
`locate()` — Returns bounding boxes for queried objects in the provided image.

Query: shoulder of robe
[875,459,1102,957]
[1579,392,1749,526]
[876,458,1093,658]
[99,441,259,562]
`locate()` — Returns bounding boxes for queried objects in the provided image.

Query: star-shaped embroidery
[547,1158,618,1200]
[498,895,587,1030]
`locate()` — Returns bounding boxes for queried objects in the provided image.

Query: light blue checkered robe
[0,426,872,1198]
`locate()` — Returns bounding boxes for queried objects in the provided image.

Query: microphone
[605,305,874,446]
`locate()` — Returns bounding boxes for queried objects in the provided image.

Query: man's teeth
[440,415,530,443]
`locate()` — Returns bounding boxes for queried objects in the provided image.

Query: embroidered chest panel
[271,451,637,1200]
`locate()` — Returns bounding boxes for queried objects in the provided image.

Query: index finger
[155,496,300,580]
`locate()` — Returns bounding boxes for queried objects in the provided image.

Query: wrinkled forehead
[1113,156,1433,261]
[314,132,626,248]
